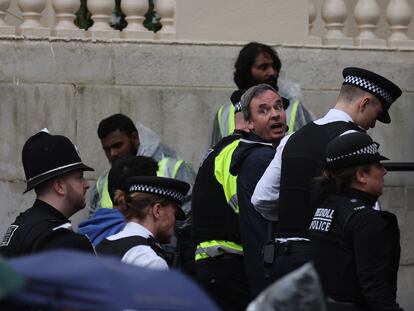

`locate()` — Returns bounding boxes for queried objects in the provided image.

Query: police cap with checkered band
[125,176,190,220]
[22,129,94,193]
[343,67,402,124]
[324,132,389,171]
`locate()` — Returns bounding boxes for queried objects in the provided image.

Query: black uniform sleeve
[36,229,95,254]
[347,211,404,311]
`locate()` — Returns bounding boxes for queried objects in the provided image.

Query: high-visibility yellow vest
[195,240,243,261]
[214,139,240,213]
[195,139,243,261]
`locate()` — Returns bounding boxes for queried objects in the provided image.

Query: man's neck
[36,194,70,219]
[334,102,356,122]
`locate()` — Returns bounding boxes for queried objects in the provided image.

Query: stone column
[321,0,353,45]
[386,0,414,47]
[0,0,15,35]
[121,0,153,39]
[86,0,119,38]
[308,0,322,45]
[17,0,50,36]
[51,0,84,37]
[354,0,385,47]
[155,0,175,40]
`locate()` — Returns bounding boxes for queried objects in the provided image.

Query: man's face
[357,97,384,130]
[247,90,287,143]
[155,203,178,244]
[100,129,139,164]
[62,171,90,213]
[250,52,279,88]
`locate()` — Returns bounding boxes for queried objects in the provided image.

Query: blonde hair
[114,190,170,220]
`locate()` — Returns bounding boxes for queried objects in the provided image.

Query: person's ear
[152,203,163,220]
[53,178,66,196]
[355,169,367,185]
[131,131,140,150]
[247,119,254,131]
[358,96,370,113]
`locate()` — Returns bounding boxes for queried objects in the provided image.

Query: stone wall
[0,39,413,308]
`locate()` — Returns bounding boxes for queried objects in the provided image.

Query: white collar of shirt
[314,109,353,125]
[107,222,154,240]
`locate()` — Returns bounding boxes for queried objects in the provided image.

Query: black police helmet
[22,130,94,193]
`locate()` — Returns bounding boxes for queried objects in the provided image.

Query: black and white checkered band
[234,102,242,112]
[326,143,378,163]
[129,184,185,203]
[344,75,393,105]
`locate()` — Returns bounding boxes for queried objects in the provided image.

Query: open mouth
[270,123,284,130]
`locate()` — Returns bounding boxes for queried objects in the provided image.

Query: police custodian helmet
[22,129,94,193]
[324,132,389,171]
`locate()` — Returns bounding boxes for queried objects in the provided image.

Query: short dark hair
[233,42,282,89]
[97,114,138,139]
[108,156,158,202]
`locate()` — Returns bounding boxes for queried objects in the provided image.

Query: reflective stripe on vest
[157,157,184,178]
[195,240,243,261]
[97,174,113,209]
[288,100,299,134]
[217,103,235,139]
[214,139,240,213]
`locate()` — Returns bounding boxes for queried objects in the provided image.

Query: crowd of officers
[0,42,406,311]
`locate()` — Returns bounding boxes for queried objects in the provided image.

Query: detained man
[229,84,288,297]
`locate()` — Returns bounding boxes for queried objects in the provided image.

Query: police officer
[192,89,250,311]
[78,155,158,246]
[96,176,190,270]
[309,132,403,311]
[0,130,94,257]
[252,67,402,281]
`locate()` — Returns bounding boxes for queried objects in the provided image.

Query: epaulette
[347,197,367,212]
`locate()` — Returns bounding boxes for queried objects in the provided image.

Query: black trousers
[195,255,251,311]
[269,241,313,281]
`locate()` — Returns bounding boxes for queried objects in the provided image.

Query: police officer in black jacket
[0,129,95,257]
[309,132,404,311]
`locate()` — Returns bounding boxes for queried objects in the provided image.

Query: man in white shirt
[251,67,402,280]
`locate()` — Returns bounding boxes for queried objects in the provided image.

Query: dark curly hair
[233,42,282,89]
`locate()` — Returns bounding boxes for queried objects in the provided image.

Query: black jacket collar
[34,199,70,221]
[341,188,377,208]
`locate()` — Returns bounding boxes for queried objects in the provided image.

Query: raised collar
[341,188,377,208]
[34,199,69,221]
